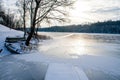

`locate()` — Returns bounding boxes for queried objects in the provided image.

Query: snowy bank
[0,24,23,57]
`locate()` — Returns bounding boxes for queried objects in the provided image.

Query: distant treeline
[38,20,120,34]
[17,20,120,34]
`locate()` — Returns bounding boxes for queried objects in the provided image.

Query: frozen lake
[38,32,120,80]
[0,32,120,80]
[39,32,120,58]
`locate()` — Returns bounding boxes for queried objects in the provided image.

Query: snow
[0,24,23,57]
[0,24,120,80]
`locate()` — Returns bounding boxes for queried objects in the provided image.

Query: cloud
[90,7,120,13]
[82,0,120,21]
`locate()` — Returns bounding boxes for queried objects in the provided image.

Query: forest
[39,20,120,34]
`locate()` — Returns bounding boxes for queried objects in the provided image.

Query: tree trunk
[23,0,26,38]
[25,2,39,46]
[25,27,34,46]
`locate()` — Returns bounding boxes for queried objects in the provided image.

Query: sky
[2,0,120,26]
[69,0,120,24]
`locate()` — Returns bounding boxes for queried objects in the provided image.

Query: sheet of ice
[75,67,89,80]
[77,55,120,75]
[12,50,120,77]
[45,63,88,80]
[0,56,48,80]
[14,50,120,79]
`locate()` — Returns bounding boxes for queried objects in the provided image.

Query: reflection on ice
[69,39,88,58]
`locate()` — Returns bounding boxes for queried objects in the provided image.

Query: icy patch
[74,67,89,80]
[77,55,120,75]
[45,63,88,80]
[13,52,120,76]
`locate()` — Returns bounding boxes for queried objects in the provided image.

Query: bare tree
[16,0,28,37]
[19,0,74,46]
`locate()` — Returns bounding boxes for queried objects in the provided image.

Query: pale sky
[3,0,120,26]
[69,0,120,24]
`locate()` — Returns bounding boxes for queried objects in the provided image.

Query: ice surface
[45,63,81,80]
[45,63,89,80]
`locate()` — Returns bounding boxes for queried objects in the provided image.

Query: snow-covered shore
[0,24,120,80]
[0,24,24,57]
